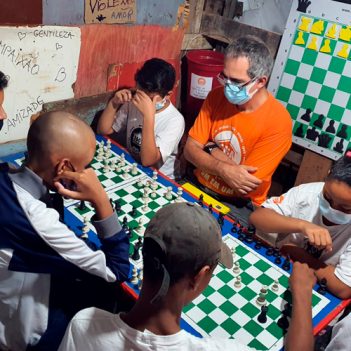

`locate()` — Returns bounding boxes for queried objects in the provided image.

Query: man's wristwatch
[204,143,219,154]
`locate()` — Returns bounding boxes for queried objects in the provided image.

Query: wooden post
[294,150,333,186]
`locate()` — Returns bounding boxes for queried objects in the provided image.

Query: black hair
[135,58,175,97]
[327,149,351,187]
[0,71,8,90]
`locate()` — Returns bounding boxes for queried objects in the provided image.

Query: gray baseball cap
[142,202,233,304]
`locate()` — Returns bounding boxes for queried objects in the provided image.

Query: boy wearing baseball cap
[59,203,316,351]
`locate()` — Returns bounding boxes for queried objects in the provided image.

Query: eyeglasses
[217,72,256,90]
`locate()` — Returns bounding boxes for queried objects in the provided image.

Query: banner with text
[0,26,81,143]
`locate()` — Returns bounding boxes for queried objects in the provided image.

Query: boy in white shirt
[59,202,316,351]
[250,151,351,299]
[97,58,185,179]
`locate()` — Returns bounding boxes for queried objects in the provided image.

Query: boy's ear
[189,265,211,291]
[167,90,173,98]
[55,159,69,175]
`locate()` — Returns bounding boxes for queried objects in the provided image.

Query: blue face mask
[319,192,351,225]
[155,98,167,111]
[224,80,257,105]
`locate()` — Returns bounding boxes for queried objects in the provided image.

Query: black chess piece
[217,212,224,226]
[79,200,86,211]
[130,206,137,217]
[294,124,305,138]
[317,278,327,295]
[274,254,282,265]
[314,114,325,129]
[277,314,289,330]
[334,139,344,153]
[255,241,262,250]
[318,133,332,148]
[266,247,274,256]
[306,127,319,141]
[282,255,291,271]
[326,120,336,134]
[122,216,128,225]
[337,125,348,139]
[115,200,122,214]
[257,305,268,324]
[273,248,280,257]
[300,108,311,122]
[245,225,255,244]
[208,204,213,214]
[283,303,292,318]
[199,194,204,207]
[131,244,141,261]
[231,222,238,233]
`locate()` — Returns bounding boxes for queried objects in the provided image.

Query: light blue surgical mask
[155,98,167,111]
[224,80,258,105]
[319,192,351,225]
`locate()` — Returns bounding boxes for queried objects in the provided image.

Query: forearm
[184,138,226,177]
[140,115,161,166]
[211,147,236,165]
[250,208,306,234]
[97,101,118,135]
[285,293,313,351]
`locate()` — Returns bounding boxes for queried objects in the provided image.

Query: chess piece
[234,276,242,288]
[131,163,138,175]
[135,218,143,233]
[294,124,305,138]
[307,36,318,51]
[314,114,325,129]
[116,164,122,173]
[306,127,319,141]
[320,39,331,53]
[318,133,332,148]
[311,20,324,35]
[282,255,291,271]
[245,225,255,244]
[198,194,204,207]
[257,305,268,324]
[142,199,149,212]
[317,278,327,295]
[152,170,158,181]
[130,206,137,217]
[165,187,173,200]
[254,241,262,250]
[115,200,122,214]
[274,253,282,265]
[339,26,351,42]
[130,267,138,285]
[151,180,158,190]
[337,43,349,58]
[82,216,89,238]
[273,248,280,257]
[295,31,305,45]
[79,200,86,211]
[137,180,144,188]
[233,261,240,274]
[266,247,274,256]
[272,280,279,292]
[150,189,157,199]
[103,159,110,173]
[337,125,348,139]
[277,314,290,330]
[298,17,312,31]
[208,204,213,214]
[231,246,236,259]
[301,108,312,122]
[217,212,224,227]
[334,139,344,153]
[326,120,336,134]
[326,24,337,39]
[256,285,268,306]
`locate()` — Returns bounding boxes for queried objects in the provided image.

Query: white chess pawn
[136,218,143,233]
[123,168,129,178]
[233,261,240,274]
[110,158,116,170]
[142,199,149,212]
[234,276,242,288]
[150,189,157,199]
[231,246,236,259]
[272,280,279,292]
[106,139,111,149]
[116,164,122,173]
[256,285,268,306]
[137,180,144,188]
[151,180,158,190]
[103,159,110,173]
[131,163,138,175]
[152,170,158,181]
[165,186,173,200]
[130,267,138,285]
[175,187,183,202]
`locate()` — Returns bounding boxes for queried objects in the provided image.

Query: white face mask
[155,98,167,111]
[319,192,351,225]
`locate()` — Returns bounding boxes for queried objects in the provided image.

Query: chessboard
[269,0,351,160]
[182,234,329,351]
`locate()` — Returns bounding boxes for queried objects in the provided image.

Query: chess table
[2,136,349,351]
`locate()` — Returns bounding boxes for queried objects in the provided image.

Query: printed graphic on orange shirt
[213,126,246,164]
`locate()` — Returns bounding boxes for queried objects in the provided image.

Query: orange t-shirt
[188,87,292,205]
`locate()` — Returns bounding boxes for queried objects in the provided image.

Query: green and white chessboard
[182,234,329,351]
[66,140,185,268]
[269,0,351,160]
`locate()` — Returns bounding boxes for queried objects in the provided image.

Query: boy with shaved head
[0,112,130,351]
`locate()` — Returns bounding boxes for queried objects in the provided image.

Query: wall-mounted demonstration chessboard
[3,136,349,351]
[269,0,351,160]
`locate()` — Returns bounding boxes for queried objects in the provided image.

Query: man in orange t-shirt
[184,36,292,226]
